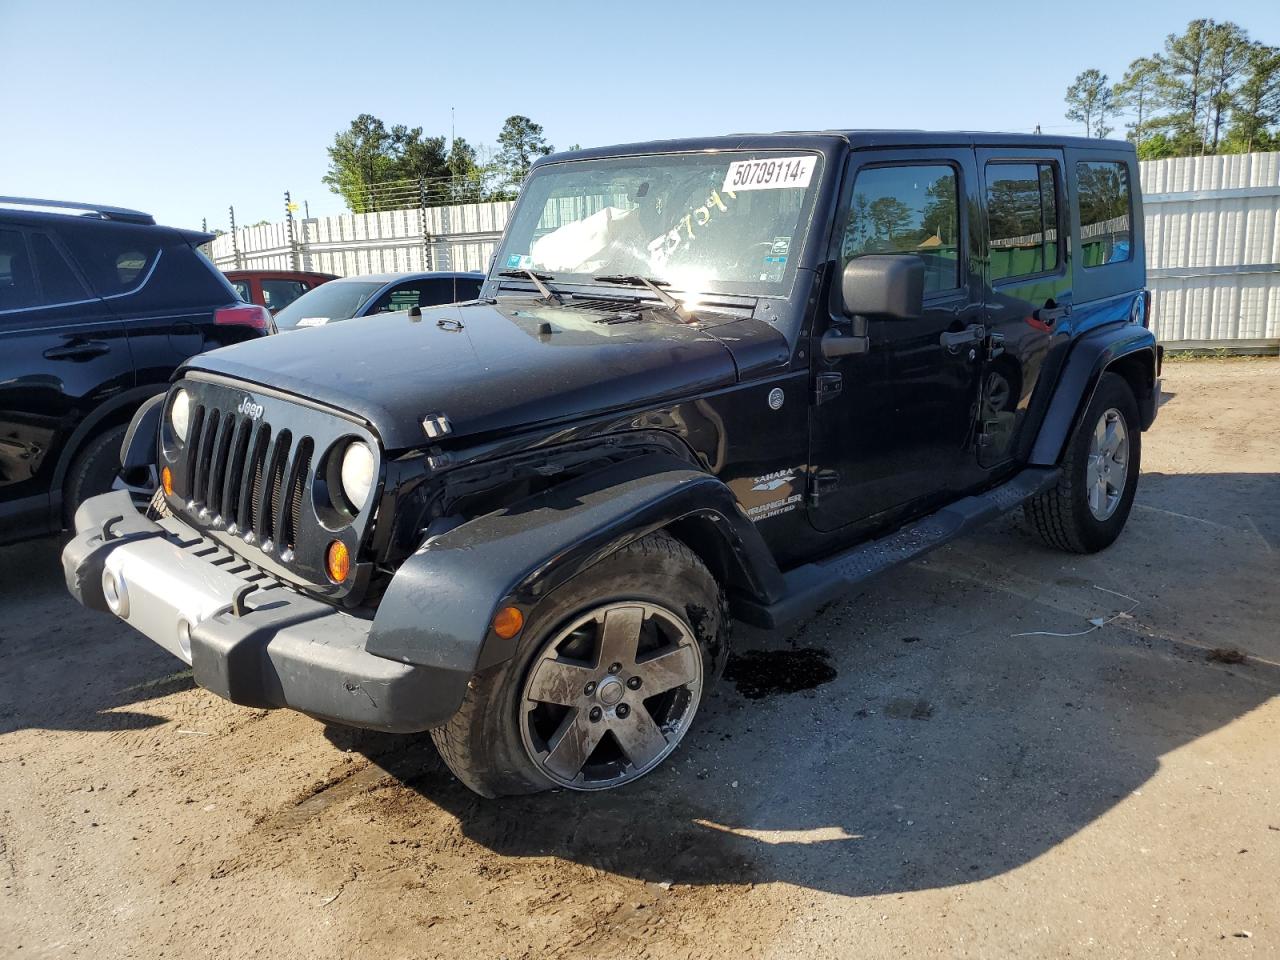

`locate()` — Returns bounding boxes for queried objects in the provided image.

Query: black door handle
[1033,302,1071,326]
[939,324,985,350]
[43,340,110,360]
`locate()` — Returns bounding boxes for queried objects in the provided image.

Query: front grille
[182,405,310,552]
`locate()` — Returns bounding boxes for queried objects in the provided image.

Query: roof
[327,271,485,284]
[0,196,156,225]
[539,130,1135,166]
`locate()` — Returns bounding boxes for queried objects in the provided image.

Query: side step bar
[733,467,1060,629]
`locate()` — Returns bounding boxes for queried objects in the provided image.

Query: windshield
[493,151,824,300]
[274,280,382,330]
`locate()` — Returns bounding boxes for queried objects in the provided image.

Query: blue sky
[3,0,1277,231]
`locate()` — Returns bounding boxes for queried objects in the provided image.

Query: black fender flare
[120,393,165,471]
[50,383,169,513]
[365,453,783,716]
[1029,323,1158,467]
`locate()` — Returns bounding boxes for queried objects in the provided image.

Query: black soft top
[536,130,1135,167]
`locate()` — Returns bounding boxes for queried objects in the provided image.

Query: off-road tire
[431,532,729,798]
[1024,372,1141,553]
[62,425,129,526]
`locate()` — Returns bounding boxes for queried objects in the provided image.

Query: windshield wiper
[497,268,562,304]
[593,275,690,319]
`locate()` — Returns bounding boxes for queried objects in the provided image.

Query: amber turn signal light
[161,466,174,496]
[326,540,351,583]
[492,606,524,640]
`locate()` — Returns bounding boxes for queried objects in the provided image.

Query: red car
[223,269,338,314]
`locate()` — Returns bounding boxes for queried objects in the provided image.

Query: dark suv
[0,198,271,544]
[63,132,1161,797]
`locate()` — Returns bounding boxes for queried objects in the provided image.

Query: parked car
[224,269,337,315]
[64,132,1160,798]
[272,271,484,330]
[0,197,271,545]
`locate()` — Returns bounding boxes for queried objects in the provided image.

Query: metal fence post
[229,205,242,269]
[418,179,432,272]
[285,191,300,271]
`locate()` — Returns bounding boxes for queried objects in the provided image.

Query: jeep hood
[182,299,751,450]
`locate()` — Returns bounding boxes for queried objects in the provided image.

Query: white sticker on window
[723,156,816,192]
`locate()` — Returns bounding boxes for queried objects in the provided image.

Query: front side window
[1078,162,1132,267]
[370,283,424,313]
[987,162,1059,282]
[493,151,824,299]
[842,164,961,294]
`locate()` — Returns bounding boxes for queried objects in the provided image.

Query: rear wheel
[1024,372,1141,553]
[431,532,727,797]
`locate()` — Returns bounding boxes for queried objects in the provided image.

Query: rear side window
[0,229,39,311]
[30,233,89,304]
[842,164,961,295]
[1078,162,1132,267]
[60,226,160,297]
[987,162,1059,282]
[61,223,234,310]
[260,279,308,311]
[230,279,251,301]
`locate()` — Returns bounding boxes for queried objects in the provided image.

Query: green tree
[1153,20,1214,152]
[1114,57,1161,146]
[1065,69,1116,137]
[1226,44,1280,152]
[322,114,398,213]
[390,125,449,183]
[495,115,553,190]
[1203,21,1253,151]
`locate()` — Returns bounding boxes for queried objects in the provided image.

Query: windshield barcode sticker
[723,156,816,192]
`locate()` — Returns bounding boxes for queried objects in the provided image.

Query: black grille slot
[172,387,324,560]
[193,410,220,510]
[260,430,292,546]
[280,438,312,551]
[246,425,271,539]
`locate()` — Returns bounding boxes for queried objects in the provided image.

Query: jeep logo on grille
[237,397,264,420]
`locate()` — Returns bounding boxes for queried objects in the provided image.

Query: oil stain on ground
[723,648,837,699]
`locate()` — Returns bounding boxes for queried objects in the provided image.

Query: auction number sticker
[723,156,816,192]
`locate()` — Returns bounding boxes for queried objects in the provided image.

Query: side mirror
[841,255,925,321]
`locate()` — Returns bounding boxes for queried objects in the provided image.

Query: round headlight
[339,441,376,510]
[170,389,191,443]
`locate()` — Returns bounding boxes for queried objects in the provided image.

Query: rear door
[972,148,1072,470]
[0,227,130,533]
[807,147,984,533]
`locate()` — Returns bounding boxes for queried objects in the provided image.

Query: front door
[973,148,1073,470]
[807,149,984,533]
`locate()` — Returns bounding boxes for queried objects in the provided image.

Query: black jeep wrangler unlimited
[63,131,1160,797]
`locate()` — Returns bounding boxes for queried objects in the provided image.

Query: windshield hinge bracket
[813,373,843,406]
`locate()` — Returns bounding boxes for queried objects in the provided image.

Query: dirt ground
[2,358,1278,960]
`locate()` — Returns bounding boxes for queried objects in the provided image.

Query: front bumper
[62,491,450,733]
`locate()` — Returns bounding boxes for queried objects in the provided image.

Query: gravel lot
[2,358,1277,960]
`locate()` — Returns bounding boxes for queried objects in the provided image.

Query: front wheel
[431,532,727,797]
[1024,371,1141,553]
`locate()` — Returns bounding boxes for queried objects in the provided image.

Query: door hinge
[813,373,843,406]
[808,469,839,507]
[986,332,1006,360]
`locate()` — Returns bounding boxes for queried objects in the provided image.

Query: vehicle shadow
[0,534,184,734]
[333,471,1280,897]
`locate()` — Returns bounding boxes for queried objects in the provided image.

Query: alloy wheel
[1086,407,1129,521]
[520,601,703,791]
